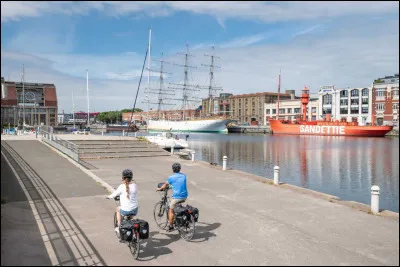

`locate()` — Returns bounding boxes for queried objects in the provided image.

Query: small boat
[144,132,189,149]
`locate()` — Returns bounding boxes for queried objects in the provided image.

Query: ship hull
[148,119,231,132]
[269,120,393,137]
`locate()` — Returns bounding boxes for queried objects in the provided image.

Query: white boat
[148,118,230,132]
[144,132,189,148]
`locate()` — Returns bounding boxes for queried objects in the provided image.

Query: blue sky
[1,1,399,113]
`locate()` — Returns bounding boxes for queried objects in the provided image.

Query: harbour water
[109,131,399,212]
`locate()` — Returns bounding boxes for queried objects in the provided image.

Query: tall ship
[143,29,230,133]
[269,86,393,137]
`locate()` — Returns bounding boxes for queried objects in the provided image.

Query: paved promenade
[1,136,399,266]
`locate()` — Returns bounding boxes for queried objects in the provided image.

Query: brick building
[372,74,399,126]
[202,91,293,125]
[1,77,58,127]
[122,109,200,124]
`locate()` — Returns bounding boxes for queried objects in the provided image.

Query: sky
[1,1,399,113]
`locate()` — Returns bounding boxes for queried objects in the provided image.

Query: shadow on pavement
[190,222,221,243]
[136,222,221,260]
[136,231,179,261]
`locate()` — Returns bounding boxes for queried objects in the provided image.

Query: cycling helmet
[122,169,133,179]
[172,163,181,173]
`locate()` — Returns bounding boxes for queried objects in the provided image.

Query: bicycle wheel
[129,231,140,259]
[153,201,168,230]
[113,212,120,239]
[178,214,195,241]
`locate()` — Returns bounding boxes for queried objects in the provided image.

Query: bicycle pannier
[186,205,199,222]
[133,219,149,239]
[119,220,134,241]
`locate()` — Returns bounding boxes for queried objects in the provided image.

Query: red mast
[276,69,281,120]
[301,86,310,121]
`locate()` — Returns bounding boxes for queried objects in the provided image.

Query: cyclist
[107,169,138,233]
[157,162,188,231]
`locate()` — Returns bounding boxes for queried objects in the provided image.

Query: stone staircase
[70,140,171,159]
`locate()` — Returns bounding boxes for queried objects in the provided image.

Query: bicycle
[153,183,196,241]
[111,196,140,259]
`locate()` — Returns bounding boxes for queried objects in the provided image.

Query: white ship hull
[148,119,230,132]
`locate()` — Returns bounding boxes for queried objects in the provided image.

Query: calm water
[109,131,400,212]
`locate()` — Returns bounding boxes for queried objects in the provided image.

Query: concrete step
[79,148,167,154]
[76,144,158,149]
[71,140,149,145]
[79,152,171,159]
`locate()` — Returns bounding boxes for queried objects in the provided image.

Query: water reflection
[186,133,399,212]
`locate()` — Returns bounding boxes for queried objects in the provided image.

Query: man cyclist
[157,162,188,231]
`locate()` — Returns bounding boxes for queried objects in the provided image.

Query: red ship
[269,86,393,137]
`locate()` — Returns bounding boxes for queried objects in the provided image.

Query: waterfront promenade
[1,135,399,266]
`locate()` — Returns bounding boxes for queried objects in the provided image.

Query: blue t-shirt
[168,172,188,199]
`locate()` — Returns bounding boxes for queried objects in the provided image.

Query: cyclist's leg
[116,206,122,226]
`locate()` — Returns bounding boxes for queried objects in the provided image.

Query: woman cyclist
[107,169,138,233]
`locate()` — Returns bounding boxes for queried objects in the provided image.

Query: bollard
[222,155,228,171]
[134,132,137,137]
[191,151,195,162]
[371,185,380,214]
[274,166,280,185]
[171,142,175,155]
[123,130,125,136]
[101,130,104,136]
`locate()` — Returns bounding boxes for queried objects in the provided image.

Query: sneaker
[115,227,119,233]
[167,225,174,232]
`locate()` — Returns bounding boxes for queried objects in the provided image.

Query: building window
[376,90,385,97]
[393,103,398,111]
[279,108,285,114]
[340,107,348,114]
[393,88,399,96]
[362,88,369,96]
[362,98,368,104]
[362,107,368,114]
[351,106,359,114]
[351,89,359,97]
[294,108,300,113]
[272,109,276,114]
[340,99,347,106]
[376,103,385,111]
[287,108,292,114]
[351,99,359,105]
[340,90,348,97]
[323,108,332,115]
[266,109,270,114]
[311,107,316,113]
[322,94,332,105]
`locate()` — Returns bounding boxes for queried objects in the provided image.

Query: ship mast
[201,46,222,115]
[168,43,199,121]
[145,52,175,119]
[276,69,281,120]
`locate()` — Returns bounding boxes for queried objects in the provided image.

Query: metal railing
[40,126,79,161]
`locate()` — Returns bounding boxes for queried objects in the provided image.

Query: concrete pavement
[1,138,399,266]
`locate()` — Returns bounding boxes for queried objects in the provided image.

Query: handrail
[40,126,79,161]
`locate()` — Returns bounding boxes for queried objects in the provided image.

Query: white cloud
[2,1,398,23]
